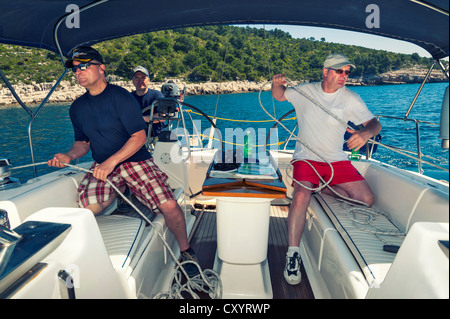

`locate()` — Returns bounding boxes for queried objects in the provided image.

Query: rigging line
[262,24,277,120]
[409,0,449,16]
[198,133,283,147]
[10,161,49,170]
[213,26,232,119]
[186,109,297,123]
[371,140,449,172]
[285,79,349,129]
[258,81,338,193]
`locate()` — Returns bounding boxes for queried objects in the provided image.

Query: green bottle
[350,148,360,161]
[244,131,253,159]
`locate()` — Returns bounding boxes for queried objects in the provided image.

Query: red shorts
[291,160,364,188]
[77,158,175,211]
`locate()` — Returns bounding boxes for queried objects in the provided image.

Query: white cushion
[96,215,145,271]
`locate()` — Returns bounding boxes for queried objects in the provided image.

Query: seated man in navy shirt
[131,66,166,138]
[48,46,199,277]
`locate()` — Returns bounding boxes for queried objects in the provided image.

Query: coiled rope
[11,161,222,299]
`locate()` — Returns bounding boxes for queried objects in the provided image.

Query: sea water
[0,82,448,183]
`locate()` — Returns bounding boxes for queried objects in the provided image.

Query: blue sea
[0,82,448,183]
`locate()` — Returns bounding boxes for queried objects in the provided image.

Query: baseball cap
[65,46,104,68]
[132,66,150,78]
[323,53,356,70]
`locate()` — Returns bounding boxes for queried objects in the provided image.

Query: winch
[0,159,20,190]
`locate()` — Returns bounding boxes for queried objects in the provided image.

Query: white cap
[132,66,149,78]
[323,53,356,69]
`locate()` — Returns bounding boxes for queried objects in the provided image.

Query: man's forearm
[90,130,147,181]
[271,83,287,101]
[363,118,382,138]
[104,130,147,167]
[66,141,91,161]
[271,74,288,101]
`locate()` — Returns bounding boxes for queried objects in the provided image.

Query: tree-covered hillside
[0,25,438,85]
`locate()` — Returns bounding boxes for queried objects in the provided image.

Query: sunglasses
[328,68,351,75]
[71,62,101,73]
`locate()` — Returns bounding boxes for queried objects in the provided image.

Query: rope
[154,266,222,299]
[10,161,49,170]
[338,199,406,245]
[213,26,232,119]
[11,161,222,299]
[347,206,405,238]
[185,109,297,123]
[285,79,350,128]
[199,133,283,147]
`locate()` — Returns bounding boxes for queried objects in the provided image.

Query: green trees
[0,26,438,85]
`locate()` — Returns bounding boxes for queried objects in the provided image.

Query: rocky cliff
[0,80,271,106]
[0,67,447,106]
[346,67,448,85]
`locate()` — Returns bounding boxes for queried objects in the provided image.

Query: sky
[247,24,434,58]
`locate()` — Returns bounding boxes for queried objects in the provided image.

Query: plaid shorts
[77,158,175,211]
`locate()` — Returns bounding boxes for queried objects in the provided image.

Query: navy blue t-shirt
[131,89,164,115]
[131,89,167,136]
[70,84,151,164]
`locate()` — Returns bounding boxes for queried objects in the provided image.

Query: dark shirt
[70,83,151,164]
[131,89,167,136]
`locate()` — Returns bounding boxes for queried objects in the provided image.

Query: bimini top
[0,0,448,60]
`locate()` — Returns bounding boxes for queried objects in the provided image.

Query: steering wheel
[142,100,224,151]
[264,109,297,152]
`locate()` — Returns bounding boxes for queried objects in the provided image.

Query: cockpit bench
[96,215,146,274]
[302,161,449,299]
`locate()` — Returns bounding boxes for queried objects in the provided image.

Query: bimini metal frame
[0,68,69,179]
[0,0,109,180]
[404,59,449,120]
[400,59,449,174]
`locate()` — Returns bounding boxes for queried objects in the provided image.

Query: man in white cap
[272,53,381,285]
[130,66,166,137]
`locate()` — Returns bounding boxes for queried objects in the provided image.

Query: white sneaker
[284,251,302,285]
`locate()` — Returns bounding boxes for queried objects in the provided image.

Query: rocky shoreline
[0,67,447,106]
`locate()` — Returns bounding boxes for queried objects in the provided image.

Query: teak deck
[112,193,314,299]
[189,203,315,299]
